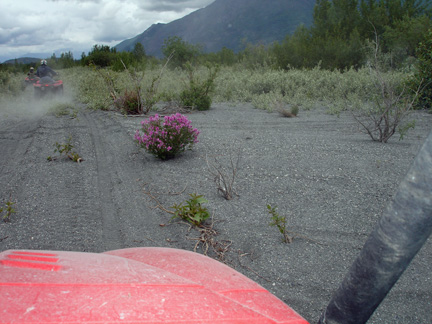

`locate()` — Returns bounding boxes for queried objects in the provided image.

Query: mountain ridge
[115,0,316,57]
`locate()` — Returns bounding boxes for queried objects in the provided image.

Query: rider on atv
[36,60,57,83]
[24,67,39,85]
[27,67,36,78]
[32,60,63,97]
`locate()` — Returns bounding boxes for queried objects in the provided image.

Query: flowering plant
[135,113,200,160]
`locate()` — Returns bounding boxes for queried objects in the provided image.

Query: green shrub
[411,29,432,109]
[53,63,415,119]
[347,39,419,142]
[180,86,212,111]
[0,71,24,97]
[64,67,113,110]
[115,89,142,115]
[179,63,219,111]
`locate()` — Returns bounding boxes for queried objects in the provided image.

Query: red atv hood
[0,247,308,324]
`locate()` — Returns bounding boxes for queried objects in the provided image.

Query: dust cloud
[0,84,77,121]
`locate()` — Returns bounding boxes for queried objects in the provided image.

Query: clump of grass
[48,102,78,117]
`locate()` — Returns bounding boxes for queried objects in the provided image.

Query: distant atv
[33,76,64,98]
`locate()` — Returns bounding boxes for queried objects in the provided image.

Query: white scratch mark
[24,306,35,315]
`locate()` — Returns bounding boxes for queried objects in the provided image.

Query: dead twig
[142,182,187,213]
[206,148,242,200]
[285,230,326,246]
[142,183,177,215]
[188,214,232,263]
[150,185,188,197]
[237,250,271,282]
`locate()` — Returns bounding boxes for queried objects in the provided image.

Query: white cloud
[141,0,214,12]
[0,0,215,62]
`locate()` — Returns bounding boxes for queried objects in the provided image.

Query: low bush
[115,89,142,115]
[179,63,219,111]
[347,38,420,142]
[41,64,415,118]
[0,71,24,97]
[135,113,200,160]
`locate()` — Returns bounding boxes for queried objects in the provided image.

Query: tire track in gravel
[0,117,43,198]
[0,108,176,252]
[80,111,127,250]
[79,111,175,250]
[0,113,104,252]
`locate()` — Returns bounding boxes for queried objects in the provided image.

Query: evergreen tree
[313,0,332,38]
[132,43,146,62]
[329,0,361,38]
[411,29,432,108]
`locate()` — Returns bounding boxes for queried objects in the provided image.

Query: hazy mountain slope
[3,57,41,65]
[116,0,316,57]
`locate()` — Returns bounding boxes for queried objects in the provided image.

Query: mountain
[2,57,42,65]
[115,0,316,57]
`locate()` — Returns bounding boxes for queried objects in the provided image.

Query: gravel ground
[0,100,431,323]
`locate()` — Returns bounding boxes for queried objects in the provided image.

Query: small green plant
[267,204,292,243]
[54,136,74,155]
[171,193,211,226]
[48,136,83,162]
[1,197,16,223]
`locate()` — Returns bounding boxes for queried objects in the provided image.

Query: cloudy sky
[0,0,215,62]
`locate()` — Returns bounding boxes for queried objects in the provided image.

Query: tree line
[272,0,431,70]
[3,0,430,71]
[2,0,430,106]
